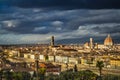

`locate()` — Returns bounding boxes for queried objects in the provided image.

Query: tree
[44,55,49,62]
[46,70,97,80]
[12,72,22,80]
[39,67,46,80]
[74,64,78,72]
[0,70,3,80]
[4,70,13,80]
[96,61,104,77]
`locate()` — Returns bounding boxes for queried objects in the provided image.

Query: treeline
[1,69,120,80]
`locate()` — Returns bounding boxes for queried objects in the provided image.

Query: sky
[0,0,120,44]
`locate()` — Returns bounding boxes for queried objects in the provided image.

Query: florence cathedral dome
[104,34,113,46]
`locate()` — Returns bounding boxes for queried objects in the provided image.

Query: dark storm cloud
[1,20,51,34]
[91,24,120,34]
[2,21,37,34]
[0,6,120,44]
[1,0,120,9]
[1,9,120,35]
[64,10,120,30]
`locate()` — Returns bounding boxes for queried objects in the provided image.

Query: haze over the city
[0,0,120,44]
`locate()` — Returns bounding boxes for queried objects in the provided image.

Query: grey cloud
[65,10,120,30]
[91,24,120,34]
[0,7,120,44]
[1,9,120,34]
[1,0,120,9]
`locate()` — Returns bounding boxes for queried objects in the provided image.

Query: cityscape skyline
[1,1,120,79]
[0,0,120,44]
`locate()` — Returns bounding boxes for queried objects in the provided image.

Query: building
[50,36,55,47]
[84,38,95,49]
[90,38,94,49]
[104,34,113,47]
[31,62,61,75]
[84,35,114,49]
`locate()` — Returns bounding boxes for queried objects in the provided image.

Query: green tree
[45,70,97,80]
[96,61,104,77]
[23,72,31,80]
[12,72,22,80]
[45,55,49,62]
[74,64,78,72]
[39,67,46,80]
[0,70,3,80]
[4,70,13,80]
[39,67,46,75]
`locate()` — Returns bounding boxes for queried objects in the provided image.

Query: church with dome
[104,34,113,46]
[84,34,115,49]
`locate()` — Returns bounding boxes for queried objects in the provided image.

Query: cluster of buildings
[84,34,115,49]
[0,34,120,75]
